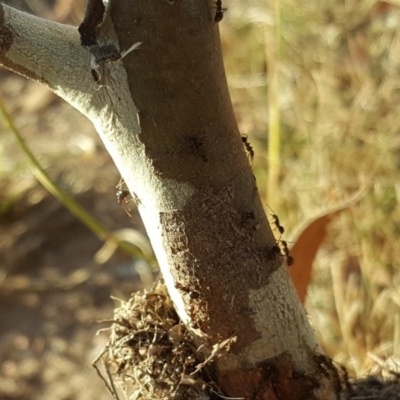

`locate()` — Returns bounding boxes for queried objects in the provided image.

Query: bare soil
[0,69,148,400]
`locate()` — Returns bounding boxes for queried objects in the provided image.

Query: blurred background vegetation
[0,0,399,398]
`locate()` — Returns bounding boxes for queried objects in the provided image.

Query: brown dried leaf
[288,188,366,303]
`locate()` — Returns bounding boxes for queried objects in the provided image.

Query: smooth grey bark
[0,1,340,398]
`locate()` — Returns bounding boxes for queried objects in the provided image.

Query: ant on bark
[213,0,227,23]
[116,179,133,217]
[241,134,255,165]
[281,240,294,266]
[267,205,285,235]
[267,205,294,266]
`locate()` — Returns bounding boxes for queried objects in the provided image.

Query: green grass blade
[0,93,154,263]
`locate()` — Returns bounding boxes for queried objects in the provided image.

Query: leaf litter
[92,278,236,400]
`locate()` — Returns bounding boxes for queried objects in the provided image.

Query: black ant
[281,240,294,266]
[116,179,132,217]
[267,204,284,235]
[116,189,130,205]
[241,134,254,165]
[267,205,294,266]
[214,0,227,23]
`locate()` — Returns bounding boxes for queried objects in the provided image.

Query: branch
[0,3,141,147]
[0,4,89,96]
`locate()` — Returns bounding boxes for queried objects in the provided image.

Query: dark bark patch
[78,0,106,47]
[255,353,324,400]
[187,135,208,162]
[0,3,4,27]
[219,353,331,400]
[350,376,400,399]
[0,25,13,55]
[313,354,343,397]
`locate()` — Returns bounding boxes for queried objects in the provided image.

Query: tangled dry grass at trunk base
[93,279,400,400]
[92,279,238,400]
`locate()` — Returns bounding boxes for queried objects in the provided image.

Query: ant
[241,134,254,165]
[116,188,130,205]
[267,205,294,266]
[116,179,132,217]
[281,240,294,266]
[266,204,284,235]
[214,0,227,23]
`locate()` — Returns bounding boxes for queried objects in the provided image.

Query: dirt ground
[0,65,151,399]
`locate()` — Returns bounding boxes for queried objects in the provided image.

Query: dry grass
[92,279,234,400]
[223,0,400,379]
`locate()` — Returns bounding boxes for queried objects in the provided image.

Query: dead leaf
[288,188,366,303]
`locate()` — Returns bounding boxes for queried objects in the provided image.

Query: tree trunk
[0,1,341,398]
